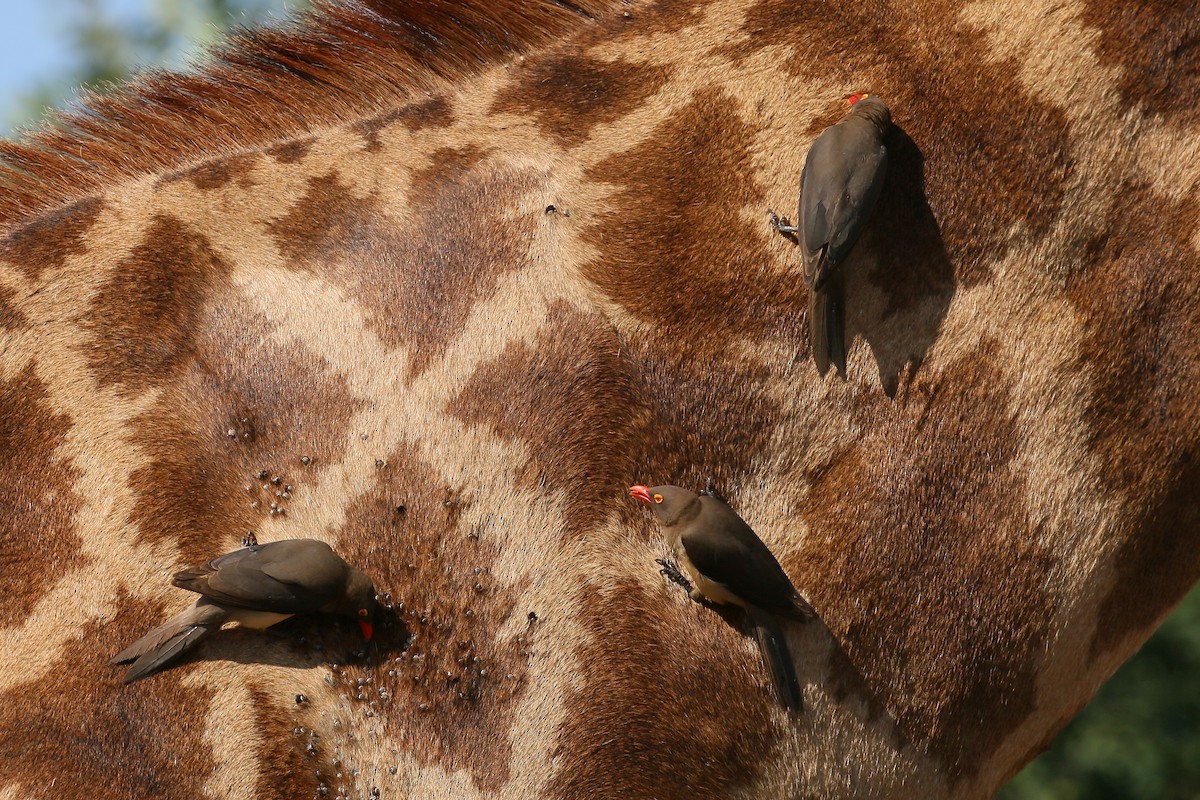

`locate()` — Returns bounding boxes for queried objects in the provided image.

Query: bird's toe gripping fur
[656,558,694,592]
[768,210,800,243]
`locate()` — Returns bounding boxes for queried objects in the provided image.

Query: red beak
[629,485,652,504]
[358,620,374,641]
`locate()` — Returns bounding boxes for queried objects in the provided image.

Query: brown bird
[630,484,814,711]
[111,538,377,684]
[777,93,890,378]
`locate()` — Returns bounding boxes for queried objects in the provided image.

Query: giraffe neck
[0,0,1196,797]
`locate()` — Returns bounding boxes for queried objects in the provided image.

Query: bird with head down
[111,538,377,684]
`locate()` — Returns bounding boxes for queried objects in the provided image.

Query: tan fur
[0,0,1197,797]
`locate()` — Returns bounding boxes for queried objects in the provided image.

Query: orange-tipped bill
[629,485,652,503]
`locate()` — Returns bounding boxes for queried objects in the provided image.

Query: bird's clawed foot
[656,558,693,592]
[241,531,259,548]
[768,210,799,243]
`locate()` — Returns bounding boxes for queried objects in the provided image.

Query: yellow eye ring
[358,608,369,617]
[653,493,663,504]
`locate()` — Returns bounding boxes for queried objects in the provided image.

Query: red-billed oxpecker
[111,538,377,683]
[778,93,891,378]
[630,484,814,711]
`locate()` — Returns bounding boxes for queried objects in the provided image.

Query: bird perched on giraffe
[630,483,814,711]
[774,93,891,378]
[111,538,377,683]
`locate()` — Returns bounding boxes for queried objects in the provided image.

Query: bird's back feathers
[799,119,888,291]
[172,539,350,614]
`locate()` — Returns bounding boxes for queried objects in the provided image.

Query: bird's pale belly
[673,541,746,608]
[222,610,295,630]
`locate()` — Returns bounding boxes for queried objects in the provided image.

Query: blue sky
[0,1,295,133]
[0,0,150,127]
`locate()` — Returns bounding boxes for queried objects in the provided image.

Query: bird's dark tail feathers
[747,605,802,712]
[809,280,847,379]
[110,600,227,684]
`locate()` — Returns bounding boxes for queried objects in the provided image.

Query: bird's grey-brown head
[629,484,702,527]
[848,92,892,131]
[336,568,378,640]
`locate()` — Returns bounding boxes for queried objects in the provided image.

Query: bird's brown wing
[800,121,888,290]
[679,498,802,617]
[172,540,346,613]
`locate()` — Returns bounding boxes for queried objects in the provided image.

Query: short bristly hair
[0,0,618,231]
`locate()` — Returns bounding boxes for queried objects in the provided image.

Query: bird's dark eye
[358,608,369,617]
[653,494,663,504]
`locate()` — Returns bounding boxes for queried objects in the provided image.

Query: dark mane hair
[0,0,618,231]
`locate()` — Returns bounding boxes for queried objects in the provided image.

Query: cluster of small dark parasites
[243,455,315,517]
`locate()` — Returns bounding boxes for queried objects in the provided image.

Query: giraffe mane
[0,0,621,233]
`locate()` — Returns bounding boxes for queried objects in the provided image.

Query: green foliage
[1001,584,1200,799]
[6,0,305,130]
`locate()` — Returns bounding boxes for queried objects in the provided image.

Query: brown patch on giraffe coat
[192,153,257,190]
[268,172,364,266]
[626,336,785,493]
[547,578,778,799]
[86,215,232,391]
[0,602,218,797]
[354,96,453,152]
[122,296,362,565]
[124,420,257,568]
[330,441,528,792]
[160,153,261,191]
[492,53,670,147]
[575,85,802,484]
[0,196,101,281]
[448,303,645,537]
[798,340,1054,779]
[1068,186,1200,658]
[267,137,316,164]
[0,366,84,627]
[802,98,856,139]
[0,283,26,328]
[1081,0,1200,129]
[730,0,1074,286]
[1092,457,1200,653]
[582,87,807,340]
[270,157,536,376]
[249,687,337,799]
[617,0,706,35]
[406,144,490,200]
